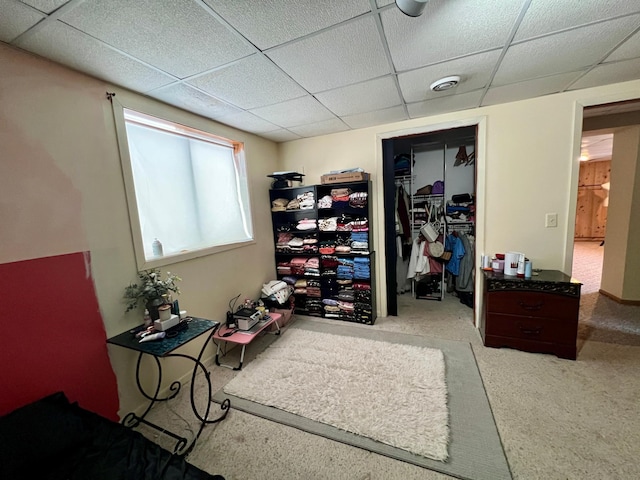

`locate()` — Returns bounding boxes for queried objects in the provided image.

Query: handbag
[419,202,440,243]
[420,223,438,243]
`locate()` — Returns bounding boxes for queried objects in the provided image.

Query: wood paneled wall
[575,160,611,240]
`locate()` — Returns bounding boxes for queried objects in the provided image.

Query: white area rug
[223,328,449,461]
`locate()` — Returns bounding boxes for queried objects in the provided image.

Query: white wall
[0,43,280,415]
[278,79,640,320]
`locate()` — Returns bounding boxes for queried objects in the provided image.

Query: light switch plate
[545,212,558,228]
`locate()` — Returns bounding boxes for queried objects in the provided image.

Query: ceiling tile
[342,105,408,129]
[260,129,302,143]
[315,76,401,116]
[0,0,44,42]
[568,58,640,91]
[494,14,640,86]
[407,90,483,118]
[202,0,371,50]
[16,21,176,92]
[59,0,255,78]
[382,0,525,72]
[21,0,70,14]
[266,15,390,93]
[288,118,350,137]
[482,71,584,106]
[606,29,640,63]
[148,83,242,120]
[250,96,336,128]
[187,54,307,110]
[398,50,501,103]
[514,0,640,42]
[216,111,281,133]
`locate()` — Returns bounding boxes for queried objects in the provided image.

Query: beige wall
[0,43,279,415]
[601,126,640,300]
[279,79,640,318]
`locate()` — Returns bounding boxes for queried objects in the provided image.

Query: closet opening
[383,125,477,317]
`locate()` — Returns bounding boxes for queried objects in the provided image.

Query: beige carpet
[137,258,640,479]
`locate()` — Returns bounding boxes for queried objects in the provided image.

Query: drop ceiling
[2,0,640,143]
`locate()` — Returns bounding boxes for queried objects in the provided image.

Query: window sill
[138,239,256,270]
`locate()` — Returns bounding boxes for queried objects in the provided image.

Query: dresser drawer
[486,291,579,319]
[485,312,577,345]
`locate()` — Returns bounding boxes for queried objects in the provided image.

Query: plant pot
[146,297,165,321]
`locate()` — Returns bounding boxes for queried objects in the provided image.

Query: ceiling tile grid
[59,0,256,78]
[408,90,484,119]
[493,14,640,86]
[513,0,640,42]
[398,50,502,103]
[21,0,70,14]
[249,95,336,128]
[16,21,176,92]
[381,0,526,72]
[1,0,640,141]
[265,15,391,93]
[186,54,308,110]
[0,0,44,42]
[605,28,640,63]
[148,83,243,120]
[202,0,372,50]
[482,71,585,107]
[342,105,408,130]
[569,57,640,91]
[288,117,350,138]
[315,75,402,117]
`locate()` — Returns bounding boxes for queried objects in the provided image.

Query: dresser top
[483,269,581,285]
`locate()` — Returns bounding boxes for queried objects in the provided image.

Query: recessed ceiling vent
[430,76,461,92]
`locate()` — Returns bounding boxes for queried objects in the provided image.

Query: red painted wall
[0,252,119,421]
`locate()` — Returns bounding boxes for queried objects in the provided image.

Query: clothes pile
[261,280,293,306]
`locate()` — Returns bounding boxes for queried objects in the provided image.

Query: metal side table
[107,317,230,455]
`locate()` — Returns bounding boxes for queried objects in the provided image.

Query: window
[115,106,254,269]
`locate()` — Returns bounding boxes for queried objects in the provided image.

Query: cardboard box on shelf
[320,172,369,184]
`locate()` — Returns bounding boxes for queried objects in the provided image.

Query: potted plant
[124,269,181,320]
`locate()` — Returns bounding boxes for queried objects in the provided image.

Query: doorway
[382,126,477,316]
[574,99,640,305]
[573,131,612,294]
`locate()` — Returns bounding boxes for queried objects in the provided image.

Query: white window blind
[122,109,253,264]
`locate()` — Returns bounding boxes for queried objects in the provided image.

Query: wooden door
[575,160,610,240]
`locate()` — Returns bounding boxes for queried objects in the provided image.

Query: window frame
[111,94,255,270]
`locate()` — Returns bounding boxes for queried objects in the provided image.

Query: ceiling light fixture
[430,75,461,92]
[396,0,429,17]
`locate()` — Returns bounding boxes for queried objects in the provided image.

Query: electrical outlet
[545,213,558,228]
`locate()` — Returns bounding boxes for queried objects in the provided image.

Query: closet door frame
[377,116,487,327]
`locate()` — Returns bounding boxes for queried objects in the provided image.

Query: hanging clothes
[395,184,411,244]
[407,237,430,279]
[445,233,465,276]
[456,233,474,292]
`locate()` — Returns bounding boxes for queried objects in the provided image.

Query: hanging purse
[419,201,439,243]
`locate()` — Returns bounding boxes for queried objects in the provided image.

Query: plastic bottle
[152,238,163,257]
[143,309,152,327]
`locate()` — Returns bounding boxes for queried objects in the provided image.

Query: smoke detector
[430,76,461,92]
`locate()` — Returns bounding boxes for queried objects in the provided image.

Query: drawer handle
[518,325,542,335]
[518,301,543,311]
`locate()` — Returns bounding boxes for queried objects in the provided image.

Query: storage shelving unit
[269,181,376,325]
